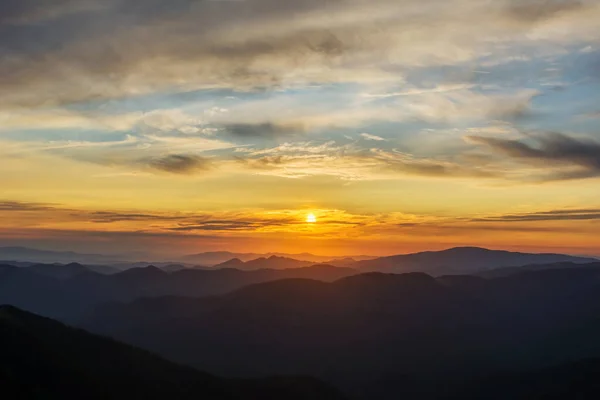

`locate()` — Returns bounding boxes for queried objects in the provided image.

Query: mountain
[25,263,93,279]
[83,267,600,399]
[353,246,598,275]
[181,251,375,266]
[477,261,600,278]
[109,261,197,271]
[214,256,313,270]
[159,264,189,273]
[216,258,246,268]
[0,264,358,320]
[0,305,345,400]
[0,246,131,264]
[450,358,600,400]
[326,258,358,267]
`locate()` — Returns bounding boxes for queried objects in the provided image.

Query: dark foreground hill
[84,268,600,399]
[449,358,600,400]
[0,305,345,400]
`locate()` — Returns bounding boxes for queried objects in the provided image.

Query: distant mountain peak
[117,265,166,277]
[218,258,245,267]
[64,262,85,268]
[354,247,598,276]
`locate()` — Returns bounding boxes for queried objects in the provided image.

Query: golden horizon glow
[1,0,600,258]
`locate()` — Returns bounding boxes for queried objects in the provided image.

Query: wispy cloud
[471,208,600,223]
[145,154,213,174]
[360,133,386,141]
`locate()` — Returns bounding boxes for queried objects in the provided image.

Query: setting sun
[306,213,317,223]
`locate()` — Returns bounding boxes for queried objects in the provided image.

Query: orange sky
[1,0,600,258]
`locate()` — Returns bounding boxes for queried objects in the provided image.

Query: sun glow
[306,213,317,223]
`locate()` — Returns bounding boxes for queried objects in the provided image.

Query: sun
[306,213,317,223]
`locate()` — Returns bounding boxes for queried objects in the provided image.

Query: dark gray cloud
[170,222,271,232]
[0,0,351,108]
[0,201,53,211]
[0,200,300,232]
[86,211,184,223]
[170,216,299,232]
[224,123,305,138]
[378,156,499,179]
[146,154,212,174]
[4,0,594,110]
[468,132,600,180]
[471,208,600,222]
[508,0,584,22]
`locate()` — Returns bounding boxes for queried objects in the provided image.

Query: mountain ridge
[0,305,346,400]
[353,246,598,275]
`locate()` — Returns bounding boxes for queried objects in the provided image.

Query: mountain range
[3,246,596,274]
[353,246,597,275]
[0,263,357,320]
[214,256,314,270]
[0,246,374,267]
[180,251,375,266]
[0,305,345,400]
[2,246,598,322]
[4,245,600,399]
[83,266,600,399]
[5,303,600,399]
[0,246,135,264]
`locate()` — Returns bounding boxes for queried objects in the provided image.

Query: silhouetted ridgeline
[353,246,597,275]
[0,305,346,400]
[3,247,600,399]
[84,268,600,399]
[0,263,357,320]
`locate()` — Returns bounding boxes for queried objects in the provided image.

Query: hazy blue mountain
[159,264,189,273]
[353,246,598,275]
[0,305,346,400]
[0,264,357,320]
[25,263,95,279]
[181,251,374,266]
[214,256,313,270]
[477,261,600,278]
[0,246,130,264]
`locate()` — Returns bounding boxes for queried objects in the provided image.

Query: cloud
[86,211,184,224]
[360,133,386,141]
[145,154,212,174]
[507,0,585,22]
[1,0,599,108]
[223,122,305,138]
[370,149,500,179]
[0,201,53,211]
[472,208,600,222]
[232,140,501,180]
[468,132,600,181]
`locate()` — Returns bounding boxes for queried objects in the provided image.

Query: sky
[1,0,600,258]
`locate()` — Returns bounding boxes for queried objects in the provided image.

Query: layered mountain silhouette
[450,358,600,400]
[24,262,120,279]
[0,305,345,400]
[0,246,132,264]
[181,251,374,266]
[214,256,313,270]
[0,263,357,320]
[476,261,600,278]
[353,246,597,275]
[83,267,600,399]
